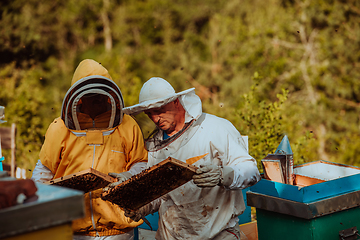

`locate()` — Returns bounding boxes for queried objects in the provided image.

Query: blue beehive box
[247,160,360,240]
[250,160,360,203]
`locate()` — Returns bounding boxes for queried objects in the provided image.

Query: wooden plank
[0,124,16,177]
[240,221,258,240]
[293,174,325,187]
[261,160,285,183]
[101,157,198,211]
[46,168,116,193]
[0,127,12,149]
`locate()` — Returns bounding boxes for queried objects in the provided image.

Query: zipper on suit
[89,144,100,237]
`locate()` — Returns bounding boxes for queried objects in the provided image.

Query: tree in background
[0,0,359,177]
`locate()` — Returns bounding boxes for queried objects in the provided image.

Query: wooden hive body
[101,157,197,210]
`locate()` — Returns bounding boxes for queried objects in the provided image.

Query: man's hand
[103,172,132,192]
[192,165,222,187]
[124,208,142,222]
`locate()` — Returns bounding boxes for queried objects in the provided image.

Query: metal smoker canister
[261,135,294,185]
[274,135,293,185]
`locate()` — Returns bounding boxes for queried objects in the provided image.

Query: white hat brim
[123,88,195,115]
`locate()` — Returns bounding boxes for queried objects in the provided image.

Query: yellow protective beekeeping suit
[40,59,148,236]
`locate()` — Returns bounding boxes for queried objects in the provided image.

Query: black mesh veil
[61,75,124,130]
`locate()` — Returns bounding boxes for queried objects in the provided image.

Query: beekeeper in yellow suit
[31,59,148,240]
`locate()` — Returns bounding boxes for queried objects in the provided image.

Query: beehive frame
[101,157,197,210]
[46,168,115,193]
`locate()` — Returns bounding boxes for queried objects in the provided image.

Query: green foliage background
[0,0,359,177]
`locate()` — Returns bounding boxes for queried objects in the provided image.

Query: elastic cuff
[219,166,234,187]
[122,171,133,179]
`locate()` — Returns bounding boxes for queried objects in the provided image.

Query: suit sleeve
[39,118,69,174]
[123,115,148,171]
[211,119,260,189]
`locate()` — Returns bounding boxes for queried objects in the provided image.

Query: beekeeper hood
[123,77,202,123]
[61,59,124,131]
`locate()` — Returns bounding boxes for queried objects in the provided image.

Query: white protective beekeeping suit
[123,77,260,240]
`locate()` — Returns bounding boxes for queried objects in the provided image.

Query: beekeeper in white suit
[123,77,260,240]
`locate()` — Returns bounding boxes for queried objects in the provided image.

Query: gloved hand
[193,165,221,187]
[124,208,143,222]
[103,171,132,192]
[193,165,234,188]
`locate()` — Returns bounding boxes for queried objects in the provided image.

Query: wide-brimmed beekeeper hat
[123,77,195,115]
